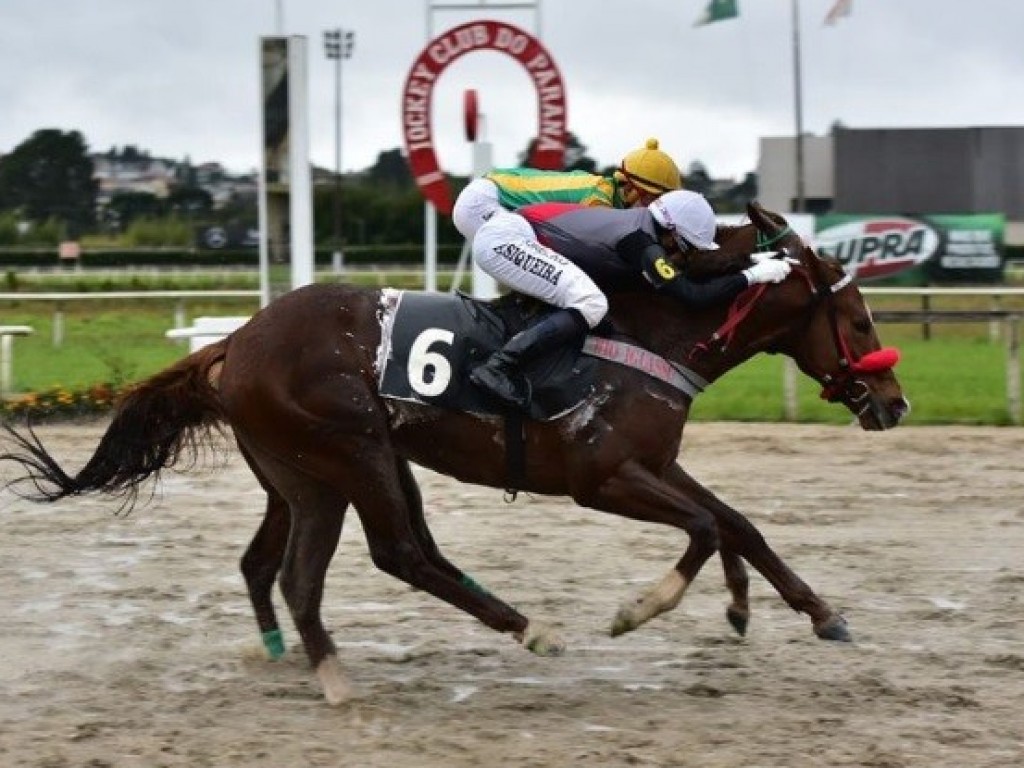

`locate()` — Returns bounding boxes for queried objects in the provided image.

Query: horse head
[742,202,910,430]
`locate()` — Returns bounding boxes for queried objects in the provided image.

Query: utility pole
[323,28,355,272]
[791,0,805,213]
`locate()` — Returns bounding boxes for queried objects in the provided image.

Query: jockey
[468,190,792,411]
[452,137,682,242]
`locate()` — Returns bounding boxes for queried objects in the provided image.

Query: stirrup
[470,365,531,411]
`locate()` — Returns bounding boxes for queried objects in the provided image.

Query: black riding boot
[470,308,588,411]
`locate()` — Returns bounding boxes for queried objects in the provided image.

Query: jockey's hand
[750,251,800,266]
[743,259,792,285]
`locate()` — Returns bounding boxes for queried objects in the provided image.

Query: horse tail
[1,341,228,514]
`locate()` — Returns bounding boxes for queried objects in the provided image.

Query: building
[757,126,1024,246]
[756,134,835,216]
[92,154,177,206]
[91,153,256,210]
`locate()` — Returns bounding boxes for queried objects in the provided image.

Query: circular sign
[401,20,568,215]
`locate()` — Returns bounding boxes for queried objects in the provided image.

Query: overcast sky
[2,0,1022,181]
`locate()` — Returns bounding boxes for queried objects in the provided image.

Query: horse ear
[747,201,771,231]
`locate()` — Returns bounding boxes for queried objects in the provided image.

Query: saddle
[377,290,598,421]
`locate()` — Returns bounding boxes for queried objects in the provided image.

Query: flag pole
[791,0,805,213]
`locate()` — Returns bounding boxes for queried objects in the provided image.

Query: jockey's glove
[750,251,800,265]
[743,259,792,285]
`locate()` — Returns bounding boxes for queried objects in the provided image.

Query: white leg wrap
[316,655,353,706]
[611,570,688,637]
[517,620,566,657]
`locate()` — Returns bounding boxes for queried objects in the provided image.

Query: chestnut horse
[1,202,908,705]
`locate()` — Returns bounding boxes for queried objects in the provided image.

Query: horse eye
[852,318,872,334]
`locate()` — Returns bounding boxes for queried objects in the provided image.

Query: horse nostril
[892,397,911,421]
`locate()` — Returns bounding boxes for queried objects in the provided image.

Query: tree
[0,129,97,236]
[366,148,413,187]
[517,131,598,172]
[105,144,150,162]
[107,191,164,230]
[166,186,213,218]
[684,160,712,197]
[720,172,758,213]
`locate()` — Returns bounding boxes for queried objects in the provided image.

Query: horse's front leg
[575,458,720,637]
[720,549,751,636]
[664,463,850,641]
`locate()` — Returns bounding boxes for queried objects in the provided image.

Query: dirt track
[1,422,1023,767]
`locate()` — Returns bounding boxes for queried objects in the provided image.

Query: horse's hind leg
[275,479,350,703]
[236,446,350,662]
[240,490,291,658]
[234,441,355,703]
[349,444,564,656]
[665,463,850,641]
[237,453,446,663]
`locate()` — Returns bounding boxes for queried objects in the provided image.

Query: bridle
[690,226,900,415]
[802,259,900,413]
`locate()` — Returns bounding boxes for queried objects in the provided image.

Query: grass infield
[2,295,1020,425]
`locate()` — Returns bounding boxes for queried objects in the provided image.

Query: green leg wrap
[460,573,492,597]
[261,629,286,660]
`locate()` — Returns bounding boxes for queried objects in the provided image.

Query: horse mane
[677,223,756,280]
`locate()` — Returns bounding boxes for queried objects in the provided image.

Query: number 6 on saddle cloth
[378,289,596,421]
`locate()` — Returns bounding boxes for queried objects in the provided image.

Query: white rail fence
[2,287,1023,422]
[0,326,33,397]
[0,290,260,348]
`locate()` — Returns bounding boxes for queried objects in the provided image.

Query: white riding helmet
[648,190,720,251]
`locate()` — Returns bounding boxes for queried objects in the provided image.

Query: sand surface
[1,421,1022,767]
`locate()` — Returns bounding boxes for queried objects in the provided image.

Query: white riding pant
[452,177,503,241]
[471,210,608,329]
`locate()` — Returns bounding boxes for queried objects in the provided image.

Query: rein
[688,283,771,360]
[756,227,792,251]
[688,230,900,409]
[686,228,793,359]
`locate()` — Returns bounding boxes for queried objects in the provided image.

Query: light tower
[323,28,356,272]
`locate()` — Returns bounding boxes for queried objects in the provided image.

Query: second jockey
[468,190,792,411]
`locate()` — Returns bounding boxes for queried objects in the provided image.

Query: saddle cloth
[377,289,597,421]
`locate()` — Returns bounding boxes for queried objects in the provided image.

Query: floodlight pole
[324,28,355,272]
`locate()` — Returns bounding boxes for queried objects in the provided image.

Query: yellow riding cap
[615,138,682,195]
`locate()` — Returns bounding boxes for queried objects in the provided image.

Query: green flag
[695,0,739,26]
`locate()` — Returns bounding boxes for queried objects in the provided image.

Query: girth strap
[583,336,707,397]
[503,412,526,501]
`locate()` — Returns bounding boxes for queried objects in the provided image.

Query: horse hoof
[726,606,749,637]
[520,621,566,656]
[261,628,286,660]
[610,606,639,638]
[814,614,852,642]
[316,655,354,705]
